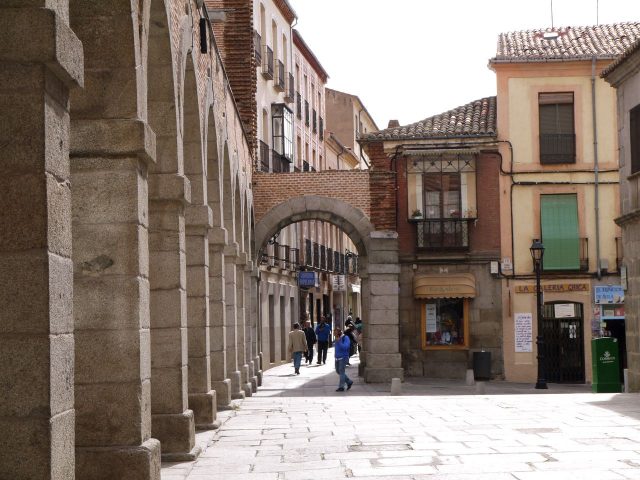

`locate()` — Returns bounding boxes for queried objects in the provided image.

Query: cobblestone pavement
[162,350,640,479]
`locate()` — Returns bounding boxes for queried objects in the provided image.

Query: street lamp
[530,239,547,390]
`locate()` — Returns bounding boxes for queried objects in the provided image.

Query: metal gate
[542,302,585,383]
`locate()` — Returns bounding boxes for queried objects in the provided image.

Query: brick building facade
[362,97,504,379]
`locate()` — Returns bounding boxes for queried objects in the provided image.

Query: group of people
[287,313,363,392]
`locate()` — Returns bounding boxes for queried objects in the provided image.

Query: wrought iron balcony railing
[415,218,472,250]
[259,140,270,172]
[616,237,623,272]
[284,73,295,103]
[274,60,285,91]
[261,45,273,79]
[271,151,291,173]
[540,133,576,164]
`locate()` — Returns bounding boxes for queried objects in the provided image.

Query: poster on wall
[425,303,437,333]
[554,303,575,318]
[515,313,533,353]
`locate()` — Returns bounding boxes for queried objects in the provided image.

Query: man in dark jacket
[344,323,357,365]
[303,320,317,364]
[315,317,331,365]
[333,327,353,392]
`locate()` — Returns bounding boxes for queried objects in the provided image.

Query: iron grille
[313,242,319,268]
[296,92,301,119]
[262,45,273,79]
[415,219,470,250]
[319,117,324,140]
[541,302,585,383]
[327,248,333,271]
[259,140,270,172]
[320,245,326,270]
[540,133,576,164]
[305,239,312,267]
[274,60,285,91]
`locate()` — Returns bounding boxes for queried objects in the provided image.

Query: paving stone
[161,347,640,480]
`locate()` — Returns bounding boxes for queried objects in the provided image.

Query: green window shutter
[541,194,579,270]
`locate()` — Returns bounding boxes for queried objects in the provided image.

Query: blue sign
[594,285,624,305]
[298,271,317,289]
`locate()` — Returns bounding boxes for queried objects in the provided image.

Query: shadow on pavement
[256,348,601,398]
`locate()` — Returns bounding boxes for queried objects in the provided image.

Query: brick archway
[254,192,404,383]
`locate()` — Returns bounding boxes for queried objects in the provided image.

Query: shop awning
[413,273,476,299]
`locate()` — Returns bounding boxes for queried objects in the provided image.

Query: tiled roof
[491,22,640,63]
[360,97,496,142]
[602,37,640,77]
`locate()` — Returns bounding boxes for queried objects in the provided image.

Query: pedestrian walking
[303,320,317,364]
[333,327,353,392]
[344,322,357,365]
[288,323,307,375]
[315,316,331,364]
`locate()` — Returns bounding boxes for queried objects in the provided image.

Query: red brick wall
[253,170,371,221]
[470,153,501,254]
[394,151,501,256]
[364,142,397,231]
[207,0,257,154]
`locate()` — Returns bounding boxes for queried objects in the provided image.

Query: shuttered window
[539,92,576,164]
[541,194,580,270]
[630,104,640,174]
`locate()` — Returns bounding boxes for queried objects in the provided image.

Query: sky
[290,0,640,130]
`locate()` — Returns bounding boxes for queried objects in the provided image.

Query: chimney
[387,119,400,128]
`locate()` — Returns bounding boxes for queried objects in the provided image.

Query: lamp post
[530,239,547,389]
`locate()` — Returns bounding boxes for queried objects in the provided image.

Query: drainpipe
[591,57,602,280]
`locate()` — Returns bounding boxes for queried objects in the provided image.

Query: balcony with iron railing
[616,237,623,271]
[259,140,270,172]
[540,133,576,164]
[320,245,326,270]
[304,100,309,126]
[290,247,300,271]
[312,109,317,133]
[414,218,472,250]
[305,239,312,267]
[284,73,295,103]
[303,160,310,172]
[313,242,319,268]
[274,60,285,91]
[271,151,291,173]
[334,251,340,274]
[261,45,273,79]
[296,92,302,119]
[319,117,324,140]
[533,237,589,272]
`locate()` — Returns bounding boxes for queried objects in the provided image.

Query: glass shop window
[422,298,469,349]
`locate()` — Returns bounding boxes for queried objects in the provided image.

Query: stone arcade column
[224,244,244,399]
[363,232,404,383]
[0,5,82,478]
[148,176,198,460]
[185,205,218,429]
[236,255,252,397]
[72,119,162,479]
[246,262,259,391]
[208,227,232,407]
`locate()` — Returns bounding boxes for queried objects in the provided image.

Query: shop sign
[331,275,346,292]
[594,285,624,305]
[425,303,437,333]
[298,271,318,289]
[350,283,361,293]
[554,303,575,318]
[515,283,589,294]
[514,313,532,353]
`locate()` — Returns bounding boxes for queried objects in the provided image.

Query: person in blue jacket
[333,327,353,392]
[315,317,331,365]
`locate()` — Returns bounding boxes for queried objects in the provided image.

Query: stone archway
[255,196,404,383]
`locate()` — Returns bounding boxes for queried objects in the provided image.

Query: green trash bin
[591,337,622,393]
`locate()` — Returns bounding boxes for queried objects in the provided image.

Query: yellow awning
[413,273,476,299]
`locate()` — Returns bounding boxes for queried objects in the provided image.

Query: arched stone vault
[255,195,404,384]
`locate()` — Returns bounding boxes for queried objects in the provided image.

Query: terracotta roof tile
[491,22,640,63]
[602,37,640,77]
[361,97,496,142]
